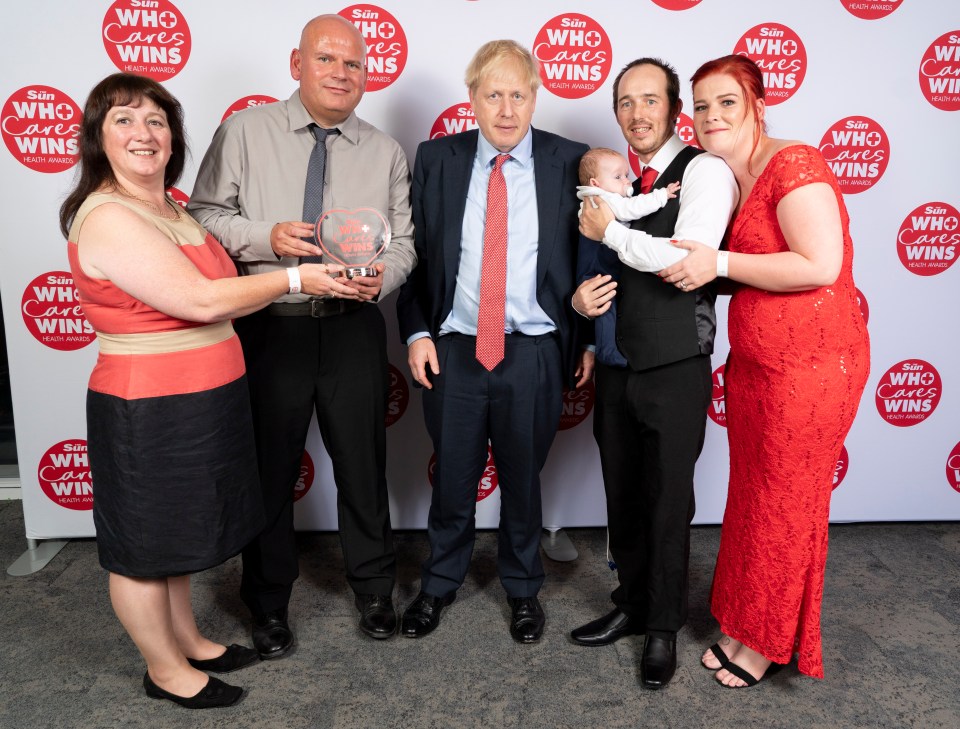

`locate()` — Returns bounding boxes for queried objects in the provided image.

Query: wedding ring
[679,280,687,289]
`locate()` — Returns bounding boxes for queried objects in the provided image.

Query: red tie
[476,153,511,371]
[640,165,658,194]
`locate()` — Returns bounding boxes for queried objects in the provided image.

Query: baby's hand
[665,181,681,199]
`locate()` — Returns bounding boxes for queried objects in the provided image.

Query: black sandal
[701,642,731,670]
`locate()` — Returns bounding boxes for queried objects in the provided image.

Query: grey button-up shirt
[188,90,416,301]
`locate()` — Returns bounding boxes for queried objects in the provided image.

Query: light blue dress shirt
[438,129,555,338]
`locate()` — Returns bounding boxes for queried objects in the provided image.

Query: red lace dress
[711,145,870,678]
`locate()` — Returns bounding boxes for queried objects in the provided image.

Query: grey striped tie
[301,124,337,263]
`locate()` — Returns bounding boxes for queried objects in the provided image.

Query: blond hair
[464,40,541,95]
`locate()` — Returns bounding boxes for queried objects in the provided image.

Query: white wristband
[716,251,729,278]
[286,266,302,295]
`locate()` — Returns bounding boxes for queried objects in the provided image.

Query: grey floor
[1,500,958,729]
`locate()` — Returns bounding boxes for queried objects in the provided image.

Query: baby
[576,147,680,367]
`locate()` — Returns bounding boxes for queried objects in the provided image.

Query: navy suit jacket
[396,128,588,386]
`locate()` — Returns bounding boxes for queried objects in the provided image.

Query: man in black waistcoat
[570,58,737,689]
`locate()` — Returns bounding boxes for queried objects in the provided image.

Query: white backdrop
[1,0,958,541]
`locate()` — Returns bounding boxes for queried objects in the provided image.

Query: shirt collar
[477,126,534,169]
[288,90,360,144]
[644,133,685,174]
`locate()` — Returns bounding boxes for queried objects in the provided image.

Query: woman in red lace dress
[659,55,870,687]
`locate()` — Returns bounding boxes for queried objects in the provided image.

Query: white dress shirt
[601,134,738,271]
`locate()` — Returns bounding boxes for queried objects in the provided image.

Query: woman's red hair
[691,55,767,173]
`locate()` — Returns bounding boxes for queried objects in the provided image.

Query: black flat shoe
[187,644,260,673]
[508,596,545,644]
[252,608,293,660]
[570,608,643,646]
[640,635,677,690]
[356,593,398,639]
[400,591,456,638]
[143,672,243,709]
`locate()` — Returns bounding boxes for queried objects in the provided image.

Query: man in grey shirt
[188,14,415,657]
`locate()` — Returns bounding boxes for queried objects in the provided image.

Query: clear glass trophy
[315,207,391,278]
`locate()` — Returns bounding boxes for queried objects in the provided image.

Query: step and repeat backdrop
[1,0,958,540]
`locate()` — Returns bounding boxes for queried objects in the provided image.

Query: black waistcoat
[616,145,718,371]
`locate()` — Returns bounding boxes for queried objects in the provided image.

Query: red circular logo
[896,202,959,276]
[428,445,498,502]
[840,0,903,20]
[833,444,849,490]
[340,4,408,91]
[733,23,806,106]
[946,441,960,494]
[102,0,191,81]
[21,272,94,351]
[818,116,889,194]
[429,102,477,140]
[1,86,81,173]
[919,31,960,111]
[650,0,704,9]
[38,439,93,510]
[167,185,189,209]
[385,363,409,427]
[875,359,942,427]
[293,450,314,502]
[533,13,612,99]
[675,111,700,150]
[855,287,869,325]
[220,95,278,124]
[708,364,727,427]
[558,381,595,430]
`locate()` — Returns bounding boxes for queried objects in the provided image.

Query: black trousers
[234,305,396,616]
[420,333,564,599]
[593,354,711,639]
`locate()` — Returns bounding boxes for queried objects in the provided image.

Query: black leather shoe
[400,591,455,638]
[252,608,293,660]
[143,672,243,709]
[640,635,677,690]
[508,596,545,644]
[570,608,643,646]
[187,644,260,673]
[356,593,397,639]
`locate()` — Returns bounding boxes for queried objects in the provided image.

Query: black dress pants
[234,304,396,615]
[593,354,712,638]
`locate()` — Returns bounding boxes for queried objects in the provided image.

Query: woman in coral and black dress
[659,55,870,687]
[60,73,354,708]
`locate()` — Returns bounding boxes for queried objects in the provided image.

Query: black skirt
[87,376,264,577]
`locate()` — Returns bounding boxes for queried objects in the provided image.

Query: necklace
[113,182,182,221]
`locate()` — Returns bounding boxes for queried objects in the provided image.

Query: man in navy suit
[396,40,589,643]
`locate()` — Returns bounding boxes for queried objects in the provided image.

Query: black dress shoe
[508,596,545,644]
[400,591,455,638]
[143,672,243,709]
[187,644,260,673]
[570,608,643,646]
[640,635,677,690]
[252,608,293,660]
[356,593,397,639]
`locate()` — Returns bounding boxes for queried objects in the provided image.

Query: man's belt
[266,298,363,318]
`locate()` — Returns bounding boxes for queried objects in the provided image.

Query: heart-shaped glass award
[315,207,391,278]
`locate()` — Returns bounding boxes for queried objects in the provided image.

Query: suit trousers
[593,354,712,639]
[420,332,564,599]
[233,304,396,616]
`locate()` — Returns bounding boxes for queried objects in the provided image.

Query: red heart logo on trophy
[315,207,392,278]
